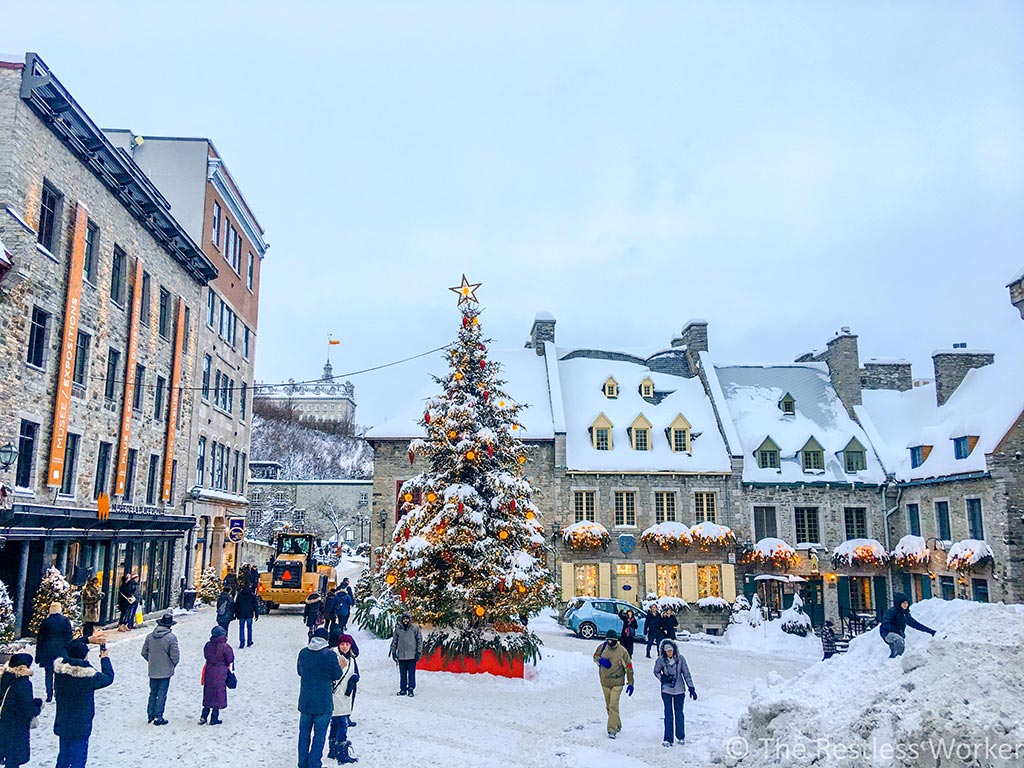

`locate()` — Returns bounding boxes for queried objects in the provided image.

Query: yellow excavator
[257,532,335,611]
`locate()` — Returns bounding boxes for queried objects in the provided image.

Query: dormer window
[843,437,867,473]
[591,414,613,451]
[801,437,825,471]
[668,414,691,453]
[779,393,796,415]
[755,437,780,469]
[909,445,932,469]
[953,436,977,460]
[602,377,618,399]
[639,377,654,400]
[629,414,652,451]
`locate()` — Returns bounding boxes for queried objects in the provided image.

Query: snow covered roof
[365,347,555,440]
[856,349,1024,481]
[555,350,731,473]
[714,364,886,484]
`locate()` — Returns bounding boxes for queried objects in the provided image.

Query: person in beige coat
[593,629,635,739]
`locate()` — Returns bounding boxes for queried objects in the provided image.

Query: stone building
[0,54,217,635]
[103,131,269,584]
[257,361,356,428]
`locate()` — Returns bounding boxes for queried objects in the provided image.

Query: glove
[626,685,634,697]
[345,677,359,696]
[598,658,612,669]
[928,629,936,636]
[689,687,698,700]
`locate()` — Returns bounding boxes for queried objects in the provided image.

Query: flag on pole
[328,339,341,346]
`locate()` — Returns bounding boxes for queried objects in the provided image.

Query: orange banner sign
[115,257,143,496]
[162,295,185,501]
[47,202,88,487]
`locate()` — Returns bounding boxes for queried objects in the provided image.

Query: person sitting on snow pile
[879,592,935,658]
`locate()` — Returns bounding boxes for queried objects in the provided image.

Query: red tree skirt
[415,648,524,679]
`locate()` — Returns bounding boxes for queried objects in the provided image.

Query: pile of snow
[722,612,821,661]
[832,538,889,567]
[892,534,929,566]
[945,539,995,571]
[721,600,1024,767]
[779,592,812,637]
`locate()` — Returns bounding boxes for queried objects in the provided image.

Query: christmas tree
[375,276,556,663]
[197,565,221,604]
[29,567,81,635]
[0,577,16,644]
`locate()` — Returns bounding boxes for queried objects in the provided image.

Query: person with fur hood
[0,653,43,768]
[651,638,696,747]
[53,639,114,768]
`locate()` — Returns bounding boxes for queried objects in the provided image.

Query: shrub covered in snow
[29,567,80,635]
[561,520,610,549]
[0,578,15,644]
[697,596,731,613]
[197,566,221,604]
[780,592,812,637]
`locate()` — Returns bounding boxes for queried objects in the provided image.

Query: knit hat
[211,625,227,638]
[312,628,330,641]
[605,629,618,640]
[337,634,355,647]
[8,653,33,668]
[66,640,90,660]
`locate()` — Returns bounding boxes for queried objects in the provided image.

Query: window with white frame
[574,490,596,522]
[613,491,636,526]
[654,491,676,523]
[694,491,717,523]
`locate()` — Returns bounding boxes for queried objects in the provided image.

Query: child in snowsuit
[879,592,935,657]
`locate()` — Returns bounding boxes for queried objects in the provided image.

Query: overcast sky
[7,2,1023,427]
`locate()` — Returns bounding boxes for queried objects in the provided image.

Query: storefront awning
[3,503,196,537]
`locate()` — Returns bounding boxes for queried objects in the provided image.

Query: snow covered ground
[720,599,1024,767]
[25,605,811,767]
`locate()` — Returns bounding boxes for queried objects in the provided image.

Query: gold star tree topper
[449,274,482,306]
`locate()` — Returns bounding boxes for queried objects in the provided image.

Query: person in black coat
[644,604,663,658]
[324,589,339,632]
[116,574,137,631]
[660,609,678,640]
[821,620,838,660]
[0,653,43,768]
[216,586,236,632]
[336,580,355,633]
[297,628,343,768]
[618,609,639,658]
[53,640,114,768]
[36,602,74,702]
[234,585,259,648]
[879,592,936,658]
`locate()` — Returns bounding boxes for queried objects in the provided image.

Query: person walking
[234,585,258,648]
[81,577,102,639]
[336,580,355,633]
[116,574,137,632]
[215,585,236,633]
[304,593,325,640]
[593,629,635,739]
[660,609,678,640]
[618,608,638,658]
[879,592,936,658]
[652,638,696,747]
[328,634,360,764]
[644,603,663,658]
[297,627,343,768]
[821,620,838,661]
[389,611,422,697]
[36,601,73,702]
[141,613,179,725]
[200,626,234,725]
[323,589,338,633]
[0,653,43,768]
[53,639,114,768]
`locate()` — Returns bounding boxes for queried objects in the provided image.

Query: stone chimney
[862,359,913,392]
[932,346,995,406]
[679,319,708,354]
[528,312,556,356]
[1010,268,1024,320]
[821,327,862,413]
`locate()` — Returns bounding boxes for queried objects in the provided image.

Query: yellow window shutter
[561,563,575,601]
[644,563,657,597]
[681,563,699,602]
[720,563,737,602]
[598,563,612,598]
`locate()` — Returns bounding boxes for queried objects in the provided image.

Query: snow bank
[722,615,821,661]
[720,600,1024,767]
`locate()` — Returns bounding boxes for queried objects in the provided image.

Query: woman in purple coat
[200,626,234,725]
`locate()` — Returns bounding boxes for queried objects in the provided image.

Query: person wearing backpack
[216,586,236,633]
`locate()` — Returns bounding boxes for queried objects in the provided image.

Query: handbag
[226,669,237,690]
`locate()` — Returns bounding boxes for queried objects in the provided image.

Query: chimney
[679,319,708,354]
[862,359,913,392]
[528,312,556,356]
[823,327,862,414]
[932,346,995,406]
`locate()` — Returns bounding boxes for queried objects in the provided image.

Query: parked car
[564,597,647,641]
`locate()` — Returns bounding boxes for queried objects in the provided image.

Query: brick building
[0,54,217,635]
[103,131,269,584]
[367,310,1024,634]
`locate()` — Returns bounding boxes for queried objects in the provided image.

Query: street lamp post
[0,442,18,472]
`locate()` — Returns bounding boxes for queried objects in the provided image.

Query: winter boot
[327,739,339,760]
[338,740,358,764]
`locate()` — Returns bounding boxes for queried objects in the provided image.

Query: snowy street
[27,607,811,767]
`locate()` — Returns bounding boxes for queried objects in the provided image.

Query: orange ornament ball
[426,492,437,503]
[385,574,397,585]
[517,584,527,593]
[466,450,477,461]
[525,511,535,520]
[474,606,485,617]
[403,492,413,503]
[498,530,509,540]
[448,430,458,439]
[454,372,464,381]
[517,456,526,464]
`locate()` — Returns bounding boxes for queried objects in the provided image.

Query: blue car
[564,597,647,641]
